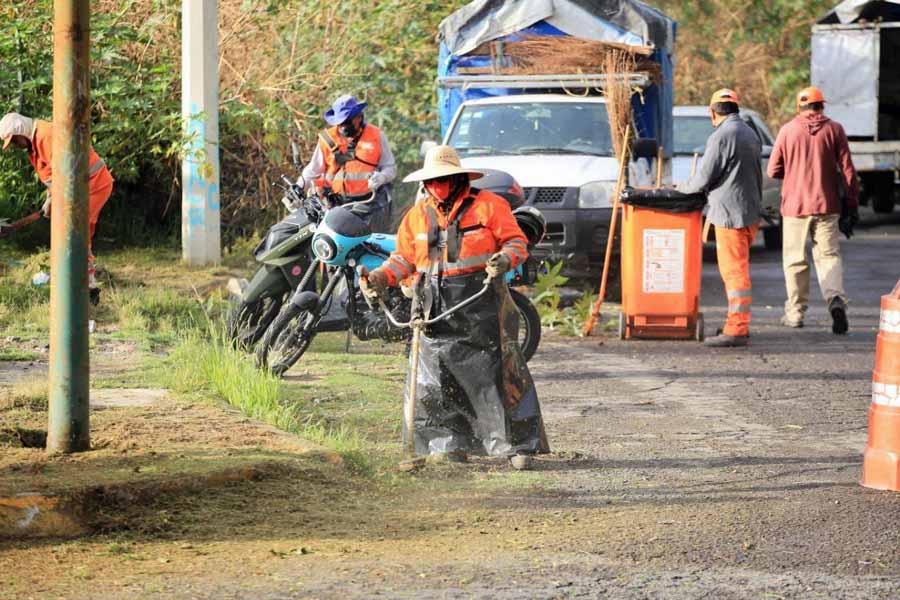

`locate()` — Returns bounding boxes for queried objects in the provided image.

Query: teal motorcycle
[255,196,545,378]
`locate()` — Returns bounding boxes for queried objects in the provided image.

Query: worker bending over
[0,112,114,303]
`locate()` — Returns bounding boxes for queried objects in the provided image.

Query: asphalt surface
[299,208,900,599]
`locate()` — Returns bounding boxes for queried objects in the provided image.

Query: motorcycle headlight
[313,236,336,261]
[578,181,615,209]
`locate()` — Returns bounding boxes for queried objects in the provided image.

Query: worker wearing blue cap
[300,94,396,231]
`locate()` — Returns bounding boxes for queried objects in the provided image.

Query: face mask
[424,179,452,202]
[339,120,358,138]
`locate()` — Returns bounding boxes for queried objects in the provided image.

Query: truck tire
[864,172,895,214]
[763,223,782,251]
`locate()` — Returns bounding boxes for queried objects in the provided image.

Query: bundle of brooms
[496,35,660,80]
[492,35,648,157]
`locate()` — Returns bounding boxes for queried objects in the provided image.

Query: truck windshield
[448,102,613,157]
[673,116,712,155]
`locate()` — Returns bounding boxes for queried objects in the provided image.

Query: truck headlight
[578,181,615,209]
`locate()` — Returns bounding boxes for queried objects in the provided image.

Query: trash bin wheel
[695,313,705,342]
[618,311,627,340]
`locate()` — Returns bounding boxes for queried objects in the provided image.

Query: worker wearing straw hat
[360,145,549,468]
[679,89,762,347]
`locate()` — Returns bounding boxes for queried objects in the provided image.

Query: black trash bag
[620,186,707,213]
[404,272,549,457]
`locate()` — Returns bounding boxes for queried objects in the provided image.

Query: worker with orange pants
[679,90,762,347]
[0,112,114,302]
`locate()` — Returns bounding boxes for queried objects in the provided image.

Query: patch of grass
[0,251,51,330]
[0,377,48,411]
[0,348,41,361]
[164,325,376,475]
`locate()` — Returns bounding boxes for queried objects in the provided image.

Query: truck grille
[524,187,567,204]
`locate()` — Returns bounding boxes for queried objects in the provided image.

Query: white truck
[813,0,900,213]
[433,0,677,276]
[434,92,656,273]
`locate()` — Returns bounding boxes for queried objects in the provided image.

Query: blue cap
[324,94,367,126]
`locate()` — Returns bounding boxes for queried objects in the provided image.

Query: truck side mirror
[632,138,659,159]
[420,140,437,158]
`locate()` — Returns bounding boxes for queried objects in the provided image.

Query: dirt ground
[3,210,900,599]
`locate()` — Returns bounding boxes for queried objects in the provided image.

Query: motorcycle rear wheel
[226,293,285,351]
[510,289,541,362]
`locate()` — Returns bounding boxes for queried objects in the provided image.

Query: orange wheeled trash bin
[618,188,706,341]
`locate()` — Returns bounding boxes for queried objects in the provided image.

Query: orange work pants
[87,171,114,275]
[714,224,759,337]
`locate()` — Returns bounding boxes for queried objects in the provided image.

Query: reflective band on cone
[862,285,900,491]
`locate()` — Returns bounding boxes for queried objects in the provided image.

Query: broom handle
[656,145,664,189]
[582,125,632,337]
[405,325,422,457]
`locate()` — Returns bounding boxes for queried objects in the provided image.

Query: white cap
[0,113,35,150]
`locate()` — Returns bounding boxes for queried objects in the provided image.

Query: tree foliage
[0,0,182,239]
[656,0,834,128]
[0,0,839,244]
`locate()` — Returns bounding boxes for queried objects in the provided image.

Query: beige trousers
[782,214,846,321]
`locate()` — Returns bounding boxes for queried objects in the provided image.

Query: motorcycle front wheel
[255,302,317,378]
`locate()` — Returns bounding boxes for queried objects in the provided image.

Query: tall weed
[166,323,372,474]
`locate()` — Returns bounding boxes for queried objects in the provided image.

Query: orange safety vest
[318,124,382,195]
[380,188,529,286]
[28,120,113,191]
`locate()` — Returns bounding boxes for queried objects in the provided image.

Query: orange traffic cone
[862,278,900,490]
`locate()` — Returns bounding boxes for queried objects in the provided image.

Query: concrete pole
[181,0,221,266]
[47,0,91,454]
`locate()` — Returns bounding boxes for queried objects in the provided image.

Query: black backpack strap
[445,195,477,263]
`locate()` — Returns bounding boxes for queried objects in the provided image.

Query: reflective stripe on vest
[443,253,493,273]
[41,158,107,187]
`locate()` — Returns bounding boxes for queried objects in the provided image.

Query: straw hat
[403,145,484,183]
[0,113,35,150]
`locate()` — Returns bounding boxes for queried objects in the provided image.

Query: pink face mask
[424,178,452,202]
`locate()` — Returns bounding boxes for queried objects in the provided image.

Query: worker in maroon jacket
[767,86,859,335]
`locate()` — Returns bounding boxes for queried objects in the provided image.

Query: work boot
[509,454,534,470]
[428,449,468,464]
[704,333,749,347]
[780,315,803,328]
[830,299,849,335]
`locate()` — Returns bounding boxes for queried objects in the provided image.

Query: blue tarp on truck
[437,0,676,156]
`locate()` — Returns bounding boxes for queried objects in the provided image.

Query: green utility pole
[46,0,91,454]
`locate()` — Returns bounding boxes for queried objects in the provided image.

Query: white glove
[368,171,387,191]
[41,195,51,218]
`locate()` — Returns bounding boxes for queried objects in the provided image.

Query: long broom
[581,124,632,336]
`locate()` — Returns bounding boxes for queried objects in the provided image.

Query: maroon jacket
[767,112,858,217]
